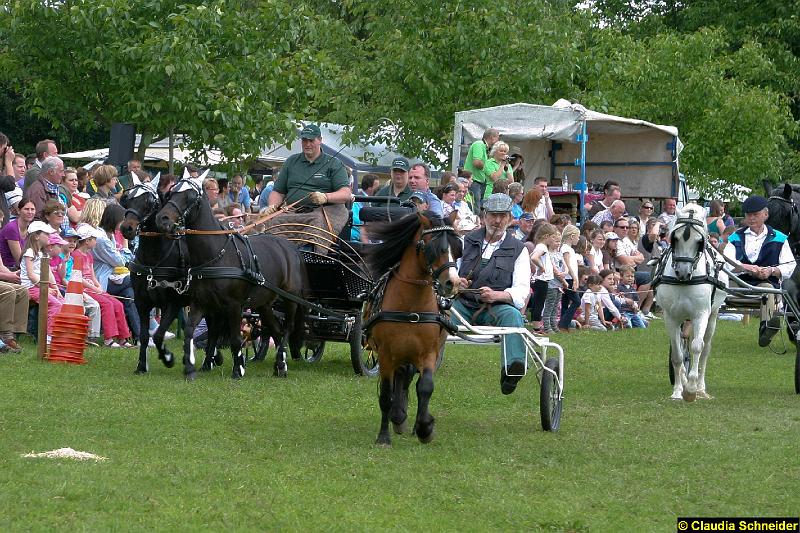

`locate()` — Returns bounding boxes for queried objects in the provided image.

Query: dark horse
[155,176,306,380]
[766,182,800,338]
[120,181,222,376]
[363,211,461,446]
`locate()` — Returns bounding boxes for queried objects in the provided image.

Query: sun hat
[47,233,68,245]
[300,124,322,139]
[483,193,513,213]
[76,223,101,241]
[62,227,79,239]
[27,221,56,234]
[604,231,620,240]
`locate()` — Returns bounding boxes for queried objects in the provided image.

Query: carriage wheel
[539,358,562,432]
[302,340,325,363]
[350,314,379,377]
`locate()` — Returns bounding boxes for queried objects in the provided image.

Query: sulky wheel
[539,358,562,432]
[350,313,379,377]
[302,340,325,363]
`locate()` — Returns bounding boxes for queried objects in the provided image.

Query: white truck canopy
[453,99,683,200]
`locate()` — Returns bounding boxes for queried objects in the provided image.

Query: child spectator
[558,225,581,331]
[74,224,133,348]
[617,265,647,328]
[527,223,560,333]
[602,232,620,271]
[542,228,567,334]
[59,228,102,345]
[581,274,608,331]
[588,230,605,274]
[598,268,628,329]
[20,221,63,338]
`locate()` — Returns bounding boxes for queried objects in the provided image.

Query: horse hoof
[375,435,392,447]
[696,390,713,400]
[274,367,288,378]
[134,368,148,375]
[160,351,175,368]
[185,372,197,382]
[418,427,435,444]
[392,420,408,435]
[682,389,697,402]
[213,352,223,366]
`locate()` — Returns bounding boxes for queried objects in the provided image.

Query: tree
[1,0,346,165]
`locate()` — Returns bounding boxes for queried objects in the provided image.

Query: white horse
[654,203,728,401]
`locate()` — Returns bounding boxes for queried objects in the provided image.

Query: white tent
[452,100,682,199]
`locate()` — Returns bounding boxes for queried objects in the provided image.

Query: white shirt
[590,247,603,271]
[479,239,532,310]
[531,243,554,281]
[20,249,42,289]
[581,291,603,320]
[533,196,553,221]
[723,226,796,280]
[617,237,637,257]
[561,243,579,280]
[657,212,677,228]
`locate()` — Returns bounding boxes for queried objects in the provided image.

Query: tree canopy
[0,0,797,193]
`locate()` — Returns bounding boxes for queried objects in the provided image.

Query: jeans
[451,299,526,366]
[557,288,581,329]
[106,275,140,340]
[469,180,486,212]
[623,311,647,328]
[542,287,561,331]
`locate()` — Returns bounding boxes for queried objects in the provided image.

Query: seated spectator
[90,165,120,204]
[592,199,626,226]
[224,203,246,230]
[706,199,726,234]
[657,197,678,227]
[257,179,274,212]
[549,213,571,233]
[580,220,598,239]
[212,207,227,221]
[708,232,721,250]
[360,174,381,196]
[20,221,64,338]
[514,212,534,240]
[216,178,231,209]
[598,268,628,328]
[92,204,139,342]
[438,182,459,221]
[638,200,655,228]
[508,182,524,220]
[526,177,554,221]
[586,180,620,217]
[598,220,613,233]
[440,171,457,185]
[408,191,428,212]
[602,232,620,271]
[587,229,605,274]
[457,171,476,212]
[76,167,89,193]
[74,224,133,348]
[574,235,591,268]
[228,174,251,211]
[375,158,412,202]
[41,200,66,233]
[617,265,647,328]
[454,178,479,232]
[203,177,220,208]
[62,167,85,226]
[0,218,27,352]
[0,197,35,270]
[492,178,510,196]
[581,274,609,331]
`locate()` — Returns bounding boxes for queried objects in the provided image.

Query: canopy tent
[61,124,422,180]
[452,100,682,207]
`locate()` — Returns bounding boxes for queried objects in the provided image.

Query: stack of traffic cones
[47,255,89,364]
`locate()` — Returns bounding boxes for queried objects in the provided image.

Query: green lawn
[0,320,797,531]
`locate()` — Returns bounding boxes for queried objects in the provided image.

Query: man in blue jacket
[723,195,796,347]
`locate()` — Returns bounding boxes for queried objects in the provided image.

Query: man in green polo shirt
[463,128,499,211]
[264,124,352,251]
[374,157,412,202]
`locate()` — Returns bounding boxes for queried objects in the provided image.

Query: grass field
[1,320,798,532]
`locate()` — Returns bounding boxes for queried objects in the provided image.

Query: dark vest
[458,228,524,308]
[729,225,786,288]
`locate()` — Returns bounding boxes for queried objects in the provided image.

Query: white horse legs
[668,313,717,402]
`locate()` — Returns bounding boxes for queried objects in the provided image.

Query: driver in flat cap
[451,193,531,395]
[723,194,796,347]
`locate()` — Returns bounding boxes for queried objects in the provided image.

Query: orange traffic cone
[47,255,89,364]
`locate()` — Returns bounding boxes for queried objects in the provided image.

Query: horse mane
[366,211,424,276]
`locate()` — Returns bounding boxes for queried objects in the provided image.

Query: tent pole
[579,120,587,224]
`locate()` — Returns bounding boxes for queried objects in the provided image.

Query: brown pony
[363,211,462,446]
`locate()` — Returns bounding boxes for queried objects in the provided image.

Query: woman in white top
[588,229,605,274]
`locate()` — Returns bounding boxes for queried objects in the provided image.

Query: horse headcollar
[123,183,160,227]
[670,213,706,270]
[416,223,457,296]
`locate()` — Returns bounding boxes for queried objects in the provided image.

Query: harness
[651,215,727,304]
[362,224,460,337]
[768,193,800,257]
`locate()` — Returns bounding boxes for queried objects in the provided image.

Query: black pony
[155,176,306,380]
[120,181,223,377]
[765,182,800,339]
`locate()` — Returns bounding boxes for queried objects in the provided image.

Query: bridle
[163,178,207,234]
[415,223,458,298]
[122,183,160,232]
[668,214,707,273]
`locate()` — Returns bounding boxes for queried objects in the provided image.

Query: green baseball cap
[300,124,322,139]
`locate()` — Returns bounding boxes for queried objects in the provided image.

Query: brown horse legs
[413,368,435,443]
[376,376,393,446]
[390,365,414,434]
